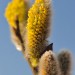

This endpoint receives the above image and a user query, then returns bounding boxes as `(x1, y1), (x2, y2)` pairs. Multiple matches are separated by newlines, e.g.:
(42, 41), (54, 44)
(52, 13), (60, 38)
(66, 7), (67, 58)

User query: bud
(38, 51), (61, 75)
(57, 50), (71, 75)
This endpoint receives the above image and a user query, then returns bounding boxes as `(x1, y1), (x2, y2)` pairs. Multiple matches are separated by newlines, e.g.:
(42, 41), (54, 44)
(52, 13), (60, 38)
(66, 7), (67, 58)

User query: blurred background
(0, 0), (75, 75)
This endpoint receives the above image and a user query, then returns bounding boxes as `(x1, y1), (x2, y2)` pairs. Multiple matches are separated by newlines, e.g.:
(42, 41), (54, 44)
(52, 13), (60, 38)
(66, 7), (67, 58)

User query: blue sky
(0, 0), (75, 75)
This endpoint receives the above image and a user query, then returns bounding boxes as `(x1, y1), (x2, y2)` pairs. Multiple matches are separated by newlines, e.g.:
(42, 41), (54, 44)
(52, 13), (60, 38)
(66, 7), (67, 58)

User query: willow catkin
(4, 0), (29, 51)
(38, 51), (61, 75)
(25, 0), (52, 67)
(57, 50), (71, 75)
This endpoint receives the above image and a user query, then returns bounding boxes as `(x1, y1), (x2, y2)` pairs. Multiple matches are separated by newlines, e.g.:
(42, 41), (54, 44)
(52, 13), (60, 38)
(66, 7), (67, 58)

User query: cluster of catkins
(5, 0), (72, 75)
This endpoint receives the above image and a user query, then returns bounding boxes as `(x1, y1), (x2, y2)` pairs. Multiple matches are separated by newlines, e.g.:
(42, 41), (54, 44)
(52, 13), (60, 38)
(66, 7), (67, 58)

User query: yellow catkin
(38, 51), (61, 75)
(25, 0), (52, 67)
(5, 0), (28, 28)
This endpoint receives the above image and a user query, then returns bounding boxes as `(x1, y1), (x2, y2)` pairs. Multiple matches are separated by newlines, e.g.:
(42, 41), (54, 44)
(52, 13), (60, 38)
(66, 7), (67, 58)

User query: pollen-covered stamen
(5, 0), (28, 28)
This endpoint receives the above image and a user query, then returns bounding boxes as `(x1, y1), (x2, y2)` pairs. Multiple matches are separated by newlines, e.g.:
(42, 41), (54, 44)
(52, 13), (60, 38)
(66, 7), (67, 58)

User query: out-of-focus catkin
(38, 51), (61, 75)
(57, 51), (71, 75)
(4, 0), (29, 51)
(25, 0), (52, 67)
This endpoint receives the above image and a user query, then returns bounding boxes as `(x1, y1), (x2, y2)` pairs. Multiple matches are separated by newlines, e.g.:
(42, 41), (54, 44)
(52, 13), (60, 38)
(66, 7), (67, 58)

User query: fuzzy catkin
(25, 0), (52, 67)
(57, 51), (71, 75)
(5, 0), (29, 51)
(38, 51), (61, 75)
